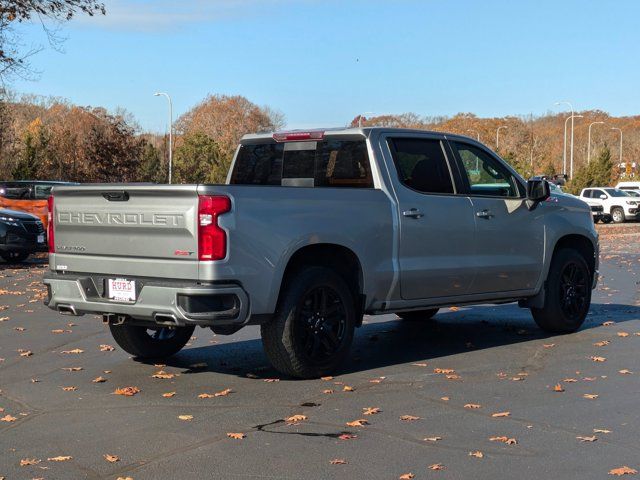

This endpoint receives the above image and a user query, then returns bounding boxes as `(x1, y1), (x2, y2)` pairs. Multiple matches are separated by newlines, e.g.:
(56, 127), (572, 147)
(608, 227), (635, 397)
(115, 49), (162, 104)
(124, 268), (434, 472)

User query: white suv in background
(616, 181), (640, 195)
(580, 187), (639, 223)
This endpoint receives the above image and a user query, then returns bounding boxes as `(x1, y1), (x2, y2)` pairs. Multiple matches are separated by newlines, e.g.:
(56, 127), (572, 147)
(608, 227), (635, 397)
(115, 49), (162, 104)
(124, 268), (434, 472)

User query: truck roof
(240, 127), (478, 143)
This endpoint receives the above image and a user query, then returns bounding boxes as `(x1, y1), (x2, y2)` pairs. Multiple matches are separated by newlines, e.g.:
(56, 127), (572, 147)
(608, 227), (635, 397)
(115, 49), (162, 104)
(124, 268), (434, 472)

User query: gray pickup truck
(44, 128), (599, 378)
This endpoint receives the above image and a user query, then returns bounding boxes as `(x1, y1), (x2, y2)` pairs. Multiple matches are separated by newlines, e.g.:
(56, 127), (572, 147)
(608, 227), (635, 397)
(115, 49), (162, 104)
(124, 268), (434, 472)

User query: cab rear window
(230, 139), (373, 188)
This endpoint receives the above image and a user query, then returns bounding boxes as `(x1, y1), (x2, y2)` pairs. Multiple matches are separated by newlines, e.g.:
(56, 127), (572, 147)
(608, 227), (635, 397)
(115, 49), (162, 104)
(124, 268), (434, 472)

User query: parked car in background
(580, 187), (638, 223)
(0, 181), (78, 229)
(0, 209), (46, 263)
(616, 181), (640, 194)
(44, 128), (599, 378)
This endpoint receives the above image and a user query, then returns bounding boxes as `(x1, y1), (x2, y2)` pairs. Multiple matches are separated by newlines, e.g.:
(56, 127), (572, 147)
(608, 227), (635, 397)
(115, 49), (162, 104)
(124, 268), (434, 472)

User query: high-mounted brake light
(47, 195), (55, 253)
(198, 195), (231, 261)
(272, 131), (325, 142)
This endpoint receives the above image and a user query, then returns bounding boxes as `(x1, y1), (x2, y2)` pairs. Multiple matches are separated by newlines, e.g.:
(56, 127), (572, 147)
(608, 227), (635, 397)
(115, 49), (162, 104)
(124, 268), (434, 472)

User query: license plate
(37, 234), (45, 244)
(107, 278), (136, 302)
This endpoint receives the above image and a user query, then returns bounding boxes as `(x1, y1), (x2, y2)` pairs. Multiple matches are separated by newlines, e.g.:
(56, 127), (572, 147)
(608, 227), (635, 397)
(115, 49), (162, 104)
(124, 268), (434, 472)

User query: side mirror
(600, 194), (607, 200)
(526, 178), (551, 202)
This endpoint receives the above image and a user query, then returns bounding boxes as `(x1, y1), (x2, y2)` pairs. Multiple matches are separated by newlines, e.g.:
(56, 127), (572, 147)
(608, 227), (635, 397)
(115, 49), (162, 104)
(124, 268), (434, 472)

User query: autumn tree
(177, 94), (284, 169)
(0, 1), (105, 81)
(173, 132), (224, 184)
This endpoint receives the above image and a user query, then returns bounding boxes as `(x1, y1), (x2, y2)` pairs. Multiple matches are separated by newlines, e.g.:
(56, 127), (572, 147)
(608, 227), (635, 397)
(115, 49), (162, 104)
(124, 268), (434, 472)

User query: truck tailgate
(51, 185), (200, 279)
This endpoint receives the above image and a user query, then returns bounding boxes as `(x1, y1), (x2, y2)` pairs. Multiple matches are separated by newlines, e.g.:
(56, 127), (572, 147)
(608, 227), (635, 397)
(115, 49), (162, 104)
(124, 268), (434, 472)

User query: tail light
(47, 195), (55, 253)
(198, 195), (231, 261)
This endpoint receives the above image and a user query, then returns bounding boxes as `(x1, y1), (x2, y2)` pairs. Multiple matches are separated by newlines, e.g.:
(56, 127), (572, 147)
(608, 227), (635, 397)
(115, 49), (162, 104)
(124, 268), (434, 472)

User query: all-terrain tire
(397, 308), (439, 321)
(261, 267), (357, 379)
(611, 207), (625, 223)
(531, 248), (591, 333)
(109, 323), (195, 359)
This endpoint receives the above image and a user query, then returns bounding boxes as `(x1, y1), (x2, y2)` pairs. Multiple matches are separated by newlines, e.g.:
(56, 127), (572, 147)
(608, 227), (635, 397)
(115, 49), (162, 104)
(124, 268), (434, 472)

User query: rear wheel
(108, 323), (195, 359)
(261, 267), (356, 378)
(0, 252), (30, 263)
(397, 308), (439, 321)
(531, 248), (591, 333)
(611, 207), (625, 223)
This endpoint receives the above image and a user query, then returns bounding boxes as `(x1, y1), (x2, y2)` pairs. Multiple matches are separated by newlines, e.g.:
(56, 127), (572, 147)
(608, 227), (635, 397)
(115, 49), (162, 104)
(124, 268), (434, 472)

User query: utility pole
(496, 125), (508, 149)
(556, 101), (575, 178)
(154, 92), (173, 184)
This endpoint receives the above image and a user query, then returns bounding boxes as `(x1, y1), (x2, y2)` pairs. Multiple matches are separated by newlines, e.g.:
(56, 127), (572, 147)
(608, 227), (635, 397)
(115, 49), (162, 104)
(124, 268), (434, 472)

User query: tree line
(0, 92), (637, 192)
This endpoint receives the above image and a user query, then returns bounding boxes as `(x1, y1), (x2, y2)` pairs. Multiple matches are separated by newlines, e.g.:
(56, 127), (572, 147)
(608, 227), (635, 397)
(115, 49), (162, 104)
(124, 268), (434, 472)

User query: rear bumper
(43, 272), (251, 328)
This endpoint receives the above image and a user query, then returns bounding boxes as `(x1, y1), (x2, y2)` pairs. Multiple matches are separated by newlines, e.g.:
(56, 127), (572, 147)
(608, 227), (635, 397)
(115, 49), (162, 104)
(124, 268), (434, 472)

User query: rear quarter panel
(198, 184), (395, 315)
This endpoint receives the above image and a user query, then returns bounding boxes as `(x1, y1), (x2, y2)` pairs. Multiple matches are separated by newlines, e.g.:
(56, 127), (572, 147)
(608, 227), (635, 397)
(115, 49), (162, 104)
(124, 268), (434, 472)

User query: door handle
(476, 209), (494, 219)
(403, 208), (424, 219)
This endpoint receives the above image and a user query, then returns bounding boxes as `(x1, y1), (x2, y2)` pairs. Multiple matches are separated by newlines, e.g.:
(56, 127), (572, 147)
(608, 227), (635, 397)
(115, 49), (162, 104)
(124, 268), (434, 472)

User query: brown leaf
(263, 378), (280, 383)
(19, 350), (32, 357)
(412, 363), (428, 367)
(330, 458), (347, 465)
(62, 386), (77, 391)
(577, 435), (597, 442)
(434, 368), (455, 374)
(609, 466), (638, 476)
(20, 458), (41, 466)
(619, 369), (633, 375)
(178, 414), (193, 421)
(594, 340), (610, 347)
(399, 474), (415, 480)
(198, 388), (233, 399)
(343, 385), (355, 392)
(1, 414), (17, 422)
(440, 397), (450, 401)
(151, 370), (175, 379)
(464, 403), (481, 409)
(552, 383), (565, 392)
(594, 428), (611, 434)
(543, 343), (556, 348)
(92, 376), (107, 383)
(602, 321), (615, 326)
(590, 356), (607, 362)
(339, 433), (357, 440)
(285, 414), (308, 424)
(62, 367), (83, 372)
(162, 392), (176, 398)
(469, 450), (484, 458)
(320, 376), (333, 381)
(322, 389), (334, 394)
(491, 411), (510, 418)
(617, 332), (630, 338)
(399, 415), (420, 421)
(583, 394), (599, 399)
(103, 454), (120, 463)
(113, 386), (140, 396)
(363, 407), (381, 415)
(99, 344), (116, 351)
(424, 436), (442, 442)
(489, 436), (517, 445)
(48, 456), (72, 462)
(428, 463), (445, 471)
(226, 432), (245, 439)
(61, 349), (84, 354)
(563, 378), (577, 383)
(346, 419), (369, 427)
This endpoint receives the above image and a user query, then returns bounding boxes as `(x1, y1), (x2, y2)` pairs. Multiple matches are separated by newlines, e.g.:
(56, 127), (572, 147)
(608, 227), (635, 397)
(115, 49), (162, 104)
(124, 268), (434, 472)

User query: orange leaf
(162, 391), (176, 398)
(577, 435), (597, 442)
(330, 458), (347, 465)
(583, 394), (599, 399)
(609, 466), (638, 476)
(20, 458), (41, 466)
(552, 383), (565, 392)
(489, 436), (517, 445)
(469, 450), (484, 458)
(92, 376), (107, 383)
(346, 419), (369, 427)
(48, 455), (72, 462)
(285, 414), (308, 424)
(62, 386), (77, 391)
(400, 415), (420, 421)
(343, 385), (355, 392)
(617, 332), (630, 338)
(1, 414), (17, 422)
(113, 386), (140, 396)
(428, 463), (445, 471)
(61, 349), (84, 354)
(590, 356), (607, 362)
(619, 369), (633, 375)
(363, 407), (381, 415)
(491, 411), (510, 418)
(178, 414), (193, 421)
(339, 433), (357, 440)
(464, 403), (481, 409)
(151, 370), (175, 379)
(104, 454), (120, 463)
(226, 432), (245, 439)
(424, 436), (442, 442)
(99, 344), (115, 351)
(399, 474), (415, 480)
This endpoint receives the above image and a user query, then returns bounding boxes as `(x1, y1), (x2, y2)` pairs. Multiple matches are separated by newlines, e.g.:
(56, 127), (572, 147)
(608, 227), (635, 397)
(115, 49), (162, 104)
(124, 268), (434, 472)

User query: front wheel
(397, 308), (439, 321)
(109, 323), (195, 359)
(531, 248), (591, 333)
(611, 207), (625, 223)
(261, 267), (357, 378)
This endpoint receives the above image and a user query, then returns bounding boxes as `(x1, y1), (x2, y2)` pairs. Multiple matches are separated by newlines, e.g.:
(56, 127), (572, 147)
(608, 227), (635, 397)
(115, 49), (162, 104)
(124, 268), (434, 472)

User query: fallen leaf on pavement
(584, 394), (599, 399)
(428, 463), (445, 471)
(20, 458), (41, 466)
(61, 349), (84, 354)
(226, 432), (245, 439)
(594, 341), (610, 347)
(48, 456), (72, 462)
(320, 376), (333, 381)
(363, 407), (381, 415)
(339, 434), (357, 440)
(178, 415), (193, 421)
(590, 356), (607, 362)
(1, 414), (17, 422)
(343, 385), (354, 392)
(434, 368), (455, 374)
(113, 386), (140, 396)
(492, 411), (510, 418)
(99, 344), (115, 351)
(330, 459), (347, 465)
(104, 454), (120, 463)
(62, 386), (77, 391)
(162, 392), (176, 398)
(602, 321), (615, 326)
(62, 367), (83, 372)
(151, 370), (175, 379)
(469, 451), (484, 458)
(489, 436), (517, 445)
(577, 436), (597, 442)
(412, 363), (428, 367)
(543, 343), (555, 348)
(400, 415), (420, 421)
(424, 436), (442, 442)
(464, 403), (481, 409)
(346, 419), (369, 427)
(18, 350), (32, 357)
(553, 383), (565, 392)
(619, 369), (633, 375)
(617, 332), (629, 338)
(609, 466), (637, 476)
(92, 376), (107, 383)
(322, 389), (334, 394)
(285, 414), (307, 424)
(563, 378), (577, 383)
(399, 474), (415, 480)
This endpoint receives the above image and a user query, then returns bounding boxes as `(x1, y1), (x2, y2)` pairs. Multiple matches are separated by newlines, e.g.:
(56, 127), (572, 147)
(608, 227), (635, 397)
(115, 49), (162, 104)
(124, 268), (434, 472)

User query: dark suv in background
(0, 209), (46, 263)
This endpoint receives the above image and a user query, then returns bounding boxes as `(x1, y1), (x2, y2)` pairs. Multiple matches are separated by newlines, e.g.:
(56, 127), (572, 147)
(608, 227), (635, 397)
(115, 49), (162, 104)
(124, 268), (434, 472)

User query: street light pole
(154, 92), (173, 184)
(467, 129), (480, 141)
(496, 126), (508, 149)
(611, 127), (623, 165)
(556, 101), (575, 178)
(562, 114), (582, 176)
(587, 121), (605, 164)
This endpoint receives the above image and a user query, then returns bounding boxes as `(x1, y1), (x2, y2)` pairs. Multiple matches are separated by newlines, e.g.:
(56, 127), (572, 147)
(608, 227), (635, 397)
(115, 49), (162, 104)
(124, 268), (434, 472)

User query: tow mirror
(526, 178), (551, 202)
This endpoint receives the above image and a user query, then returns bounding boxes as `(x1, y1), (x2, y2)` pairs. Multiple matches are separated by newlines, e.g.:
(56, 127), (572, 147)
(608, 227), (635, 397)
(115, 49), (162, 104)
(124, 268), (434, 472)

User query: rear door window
(388, 138), (455, 194)
(231, 139), (372, 188)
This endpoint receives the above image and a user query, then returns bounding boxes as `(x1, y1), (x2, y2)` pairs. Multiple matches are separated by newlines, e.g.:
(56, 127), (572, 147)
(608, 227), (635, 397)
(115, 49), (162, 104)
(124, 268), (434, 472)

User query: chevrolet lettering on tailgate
(57, 211), (185, 227)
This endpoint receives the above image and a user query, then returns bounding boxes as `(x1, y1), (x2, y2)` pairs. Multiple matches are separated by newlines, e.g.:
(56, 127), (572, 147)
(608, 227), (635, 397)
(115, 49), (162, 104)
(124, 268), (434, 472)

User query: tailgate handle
(102, 191), (129, 202)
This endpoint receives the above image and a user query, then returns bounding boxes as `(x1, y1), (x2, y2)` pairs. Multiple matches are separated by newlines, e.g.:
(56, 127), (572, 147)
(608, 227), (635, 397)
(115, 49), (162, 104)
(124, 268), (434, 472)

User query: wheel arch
(551, 234), (596, 279)
(276, 243), (365, 325)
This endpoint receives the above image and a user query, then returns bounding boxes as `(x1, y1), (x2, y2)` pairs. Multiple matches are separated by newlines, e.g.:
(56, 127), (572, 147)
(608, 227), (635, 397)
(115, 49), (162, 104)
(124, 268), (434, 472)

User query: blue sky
(9, 0), (640, 133)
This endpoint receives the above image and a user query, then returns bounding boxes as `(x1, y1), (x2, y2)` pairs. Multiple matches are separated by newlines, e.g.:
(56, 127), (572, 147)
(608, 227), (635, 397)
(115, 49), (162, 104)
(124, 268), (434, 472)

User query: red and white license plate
(107, 278), (136, 302)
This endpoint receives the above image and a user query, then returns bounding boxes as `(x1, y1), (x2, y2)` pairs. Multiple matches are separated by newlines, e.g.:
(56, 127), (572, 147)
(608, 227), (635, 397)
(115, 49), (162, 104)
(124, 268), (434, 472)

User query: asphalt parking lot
(1, 227), (639, 480)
